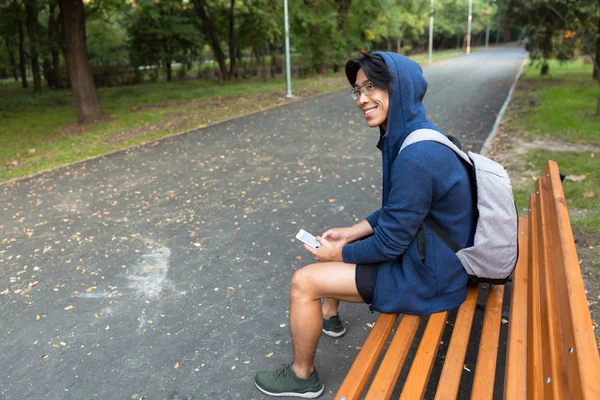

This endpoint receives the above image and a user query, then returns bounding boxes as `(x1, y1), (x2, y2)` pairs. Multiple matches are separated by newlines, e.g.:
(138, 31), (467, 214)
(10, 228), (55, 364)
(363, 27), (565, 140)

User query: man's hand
(321, 227), (354, 248)
(303, 236), (343, 263)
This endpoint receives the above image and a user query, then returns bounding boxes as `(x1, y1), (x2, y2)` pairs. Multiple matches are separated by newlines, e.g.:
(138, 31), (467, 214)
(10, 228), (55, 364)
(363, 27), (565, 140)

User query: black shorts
(355, 263), (380, 304)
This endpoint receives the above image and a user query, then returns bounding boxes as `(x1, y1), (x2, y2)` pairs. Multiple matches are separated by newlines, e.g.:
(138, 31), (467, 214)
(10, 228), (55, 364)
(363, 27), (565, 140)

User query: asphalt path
(0, 45), (527, 400)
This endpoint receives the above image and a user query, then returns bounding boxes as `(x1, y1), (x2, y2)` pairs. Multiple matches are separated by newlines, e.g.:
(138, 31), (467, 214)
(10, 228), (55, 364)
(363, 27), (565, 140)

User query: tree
(128, 0), (203, 82)
(192, 0), (233, 79)
(58, 0), (107, 123)
(505, 0), (597, 75)
(47, 0), (63, 88)
(25, 0), (41, 91)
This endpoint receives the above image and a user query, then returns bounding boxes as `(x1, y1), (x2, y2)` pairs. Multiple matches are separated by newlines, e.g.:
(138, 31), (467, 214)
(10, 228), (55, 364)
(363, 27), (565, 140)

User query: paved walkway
(0, 46), (527, 399)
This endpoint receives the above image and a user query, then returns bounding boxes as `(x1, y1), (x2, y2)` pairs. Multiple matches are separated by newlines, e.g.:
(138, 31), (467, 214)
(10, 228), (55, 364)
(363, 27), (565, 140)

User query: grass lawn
(0, 47), (484, 183)
(502, 58), (600, 233)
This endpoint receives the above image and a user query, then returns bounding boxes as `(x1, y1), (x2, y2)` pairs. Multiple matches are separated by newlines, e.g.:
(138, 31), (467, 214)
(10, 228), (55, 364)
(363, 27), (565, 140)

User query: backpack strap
(399, 129), (469, 255)
(399, 129), (472, 166)
(424, 215), (461, 253)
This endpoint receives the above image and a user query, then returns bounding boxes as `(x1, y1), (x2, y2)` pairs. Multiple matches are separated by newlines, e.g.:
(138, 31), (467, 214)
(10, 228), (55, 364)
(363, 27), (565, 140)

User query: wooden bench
(335, 161), (600, 399)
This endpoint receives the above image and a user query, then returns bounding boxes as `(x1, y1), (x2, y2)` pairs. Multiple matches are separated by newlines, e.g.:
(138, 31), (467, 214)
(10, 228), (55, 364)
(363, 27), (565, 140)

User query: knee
(290, 265), (317, 301)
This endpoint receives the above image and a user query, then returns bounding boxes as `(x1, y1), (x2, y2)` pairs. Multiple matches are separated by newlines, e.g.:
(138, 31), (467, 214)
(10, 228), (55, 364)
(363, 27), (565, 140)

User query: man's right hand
(322, 227), (354, 248)
(322, 220), (374, 249)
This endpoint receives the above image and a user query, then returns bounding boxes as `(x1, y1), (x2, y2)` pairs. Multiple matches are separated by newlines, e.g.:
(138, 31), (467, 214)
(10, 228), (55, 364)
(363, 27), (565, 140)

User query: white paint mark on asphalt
(127, 239), (171, 299)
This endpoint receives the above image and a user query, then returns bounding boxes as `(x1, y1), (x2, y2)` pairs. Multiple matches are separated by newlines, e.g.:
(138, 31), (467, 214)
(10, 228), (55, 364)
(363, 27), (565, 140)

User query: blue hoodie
(341, 52), (475, 315)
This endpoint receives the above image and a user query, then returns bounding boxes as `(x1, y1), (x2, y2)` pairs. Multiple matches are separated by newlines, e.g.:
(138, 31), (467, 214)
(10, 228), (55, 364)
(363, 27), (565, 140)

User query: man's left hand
(303, 236), (343, 263)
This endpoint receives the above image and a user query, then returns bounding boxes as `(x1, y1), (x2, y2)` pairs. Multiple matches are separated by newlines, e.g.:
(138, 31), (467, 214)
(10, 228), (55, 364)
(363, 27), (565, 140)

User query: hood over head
(372, 52), (441, 156)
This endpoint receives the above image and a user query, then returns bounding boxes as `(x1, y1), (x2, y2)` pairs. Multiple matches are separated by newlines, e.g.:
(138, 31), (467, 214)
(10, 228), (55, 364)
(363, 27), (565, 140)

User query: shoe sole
(322, 328), (346, 338)
(254, 381), (324, 398)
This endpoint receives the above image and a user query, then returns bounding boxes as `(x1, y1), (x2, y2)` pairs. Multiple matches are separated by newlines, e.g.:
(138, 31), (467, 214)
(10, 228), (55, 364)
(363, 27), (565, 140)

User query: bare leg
(289, 262), (363, 378)
(321, 298), (340, 319)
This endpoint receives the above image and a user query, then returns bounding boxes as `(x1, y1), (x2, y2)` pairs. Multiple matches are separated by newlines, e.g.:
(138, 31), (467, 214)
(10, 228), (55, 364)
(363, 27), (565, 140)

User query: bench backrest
(522, 160), (599, 399)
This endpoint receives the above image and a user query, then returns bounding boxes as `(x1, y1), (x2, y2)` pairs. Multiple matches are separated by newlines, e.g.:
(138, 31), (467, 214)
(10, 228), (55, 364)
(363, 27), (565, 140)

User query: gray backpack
(399, 129), (518, 284)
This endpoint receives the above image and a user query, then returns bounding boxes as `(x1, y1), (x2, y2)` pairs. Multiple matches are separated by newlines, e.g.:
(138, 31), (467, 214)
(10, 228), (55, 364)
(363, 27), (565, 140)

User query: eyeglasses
(350, 82), (375, 100)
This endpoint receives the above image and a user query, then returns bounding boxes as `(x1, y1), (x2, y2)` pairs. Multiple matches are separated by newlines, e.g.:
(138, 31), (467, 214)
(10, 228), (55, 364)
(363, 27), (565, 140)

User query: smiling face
(355, 68), (389, 130)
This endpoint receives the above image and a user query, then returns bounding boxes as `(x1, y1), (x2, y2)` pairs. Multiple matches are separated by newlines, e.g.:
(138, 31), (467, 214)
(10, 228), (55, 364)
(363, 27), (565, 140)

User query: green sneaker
(254, 363), (324, 398)
(322, 314), (346, 338)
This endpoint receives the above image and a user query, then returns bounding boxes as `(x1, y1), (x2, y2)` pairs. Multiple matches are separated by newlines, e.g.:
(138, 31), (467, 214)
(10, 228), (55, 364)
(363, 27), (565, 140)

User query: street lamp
(466, 0), (473, 54)
(428, 0), (434, 64)
(284, 0), (293, 99)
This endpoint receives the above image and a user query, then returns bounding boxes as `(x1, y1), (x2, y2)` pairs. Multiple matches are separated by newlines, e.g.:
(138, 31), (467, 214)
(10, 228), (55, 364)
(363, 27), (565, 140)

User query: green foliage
(128, 0), (203, 71)
(504, 0), (598, 74)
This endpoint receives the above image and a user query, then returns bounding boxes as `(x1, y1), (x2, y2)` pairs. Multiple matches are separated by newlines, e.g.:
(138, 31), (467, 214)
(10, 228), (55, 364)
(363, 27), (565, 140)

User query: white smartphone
(296, 229), (320, 249)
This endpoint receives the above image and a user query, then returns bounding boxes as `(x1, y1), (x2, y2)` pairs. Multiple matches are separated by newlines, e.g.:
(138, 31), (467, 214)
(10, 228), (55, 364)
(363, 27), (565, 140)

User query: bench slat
(399, 311), (448, 400)
(364, 315), (421, 400)
(545, 161), (600, 399)
(504, 217), (529, 399)
(334, 313), (398, 400)
(528, 193), (545, 400)
(470, 284), (505, 400)
(433, 285), (479, 400)
(537, 176), (572, 399)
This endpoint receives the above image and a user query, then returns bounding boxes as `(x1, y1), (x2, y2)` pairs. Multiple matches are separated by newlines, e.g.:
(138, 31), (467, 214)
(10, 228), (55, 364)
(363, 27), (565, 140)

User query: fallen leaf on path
(64, 305), (74, 311)
(566, 175), (586, 182)
(174, 362), (180, 369)
(36, 315), (40, 321)
(265, 353), (273, 358)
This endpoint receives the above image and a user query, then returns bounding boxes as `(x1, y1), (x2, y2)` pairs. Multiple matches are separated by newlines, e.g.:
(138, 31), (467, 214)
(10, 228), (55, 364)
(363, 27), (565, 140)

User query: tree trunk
(4, 38), (18, 81)
(58, 0), (107, 124)
(337, 0), (351, 36)
(269, 41), (278, 78)
(192, 0), (229, 80)
(387, 39), (392, 51)
(25, 0), (42, 92)
(593, 14), (599, 81)
(166, 61), (172, 82)
(18, 21), (28, 88)
(48, 1), (63, 89)
(228, 0), (236, 78)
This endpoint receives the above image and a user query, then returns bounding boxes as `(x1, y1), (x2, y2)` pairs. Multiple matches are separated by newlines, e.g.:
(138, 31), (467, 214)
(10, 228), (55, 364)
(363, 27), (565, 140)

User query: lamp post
(466, 0), (473, 54)
(428, 0), (434, 64)
(284, 0), (293, 99)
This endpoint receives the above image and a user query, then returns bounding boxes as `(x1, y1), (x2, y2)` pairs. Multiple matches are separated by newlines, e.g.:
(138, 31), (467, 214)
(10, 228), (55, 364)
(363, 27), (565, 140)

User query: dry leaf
(265, 352), (273, 358)
(105, 325), (110, 330)
(566, 175), (586, 183)
(583, 192), (595, 199)
(227, 287), (235, 291)
(36, 315), (40, 321)
(94, 314), (99, 319)
(64, 305), (74, 311)
(174, 362), (180, 369)
(328, 199), (336, 203)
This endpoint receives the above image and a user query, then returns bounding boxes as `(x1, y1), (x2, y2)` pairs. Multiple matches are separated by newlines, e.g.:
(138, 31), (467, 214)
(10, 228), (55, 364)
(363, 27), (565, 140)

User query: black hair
(345, 53), (392, 91)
